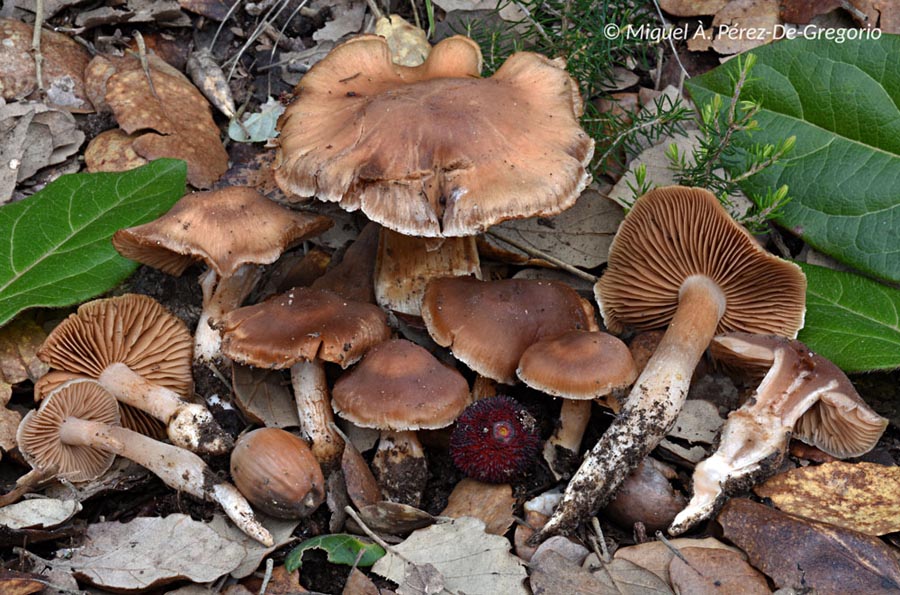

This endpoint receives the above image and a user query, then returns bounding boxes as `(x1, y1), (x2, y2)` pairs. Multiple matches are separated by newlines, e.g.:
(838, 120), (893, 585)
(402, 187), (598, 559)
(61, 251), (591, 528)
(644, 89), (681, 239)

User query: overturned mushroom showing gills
(538, 186), (807, 539)
(274, 35), (594, 238)
(113, 186), (332, 362)
(36, 294), (232, 455)
(17, 379), (273, 546)
(669, 332), (888, 534)
(218, 287), (391, 465)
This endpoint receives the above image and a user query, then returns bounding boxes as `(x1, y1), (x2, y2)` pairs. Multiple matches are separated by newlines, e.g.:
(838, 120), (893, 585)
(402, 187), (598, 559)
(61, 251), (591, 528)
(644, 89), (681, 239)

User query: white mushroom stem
(98, 362), (233, 455)
(538, 275), (726, 539)
(58, 416), (273, 546)
(195, 265), (263, 363)
(372, 430), (427, 505)
(543, 399), (591, 480)
(668, 347), (836, 535)
(290, 360), (344, 465)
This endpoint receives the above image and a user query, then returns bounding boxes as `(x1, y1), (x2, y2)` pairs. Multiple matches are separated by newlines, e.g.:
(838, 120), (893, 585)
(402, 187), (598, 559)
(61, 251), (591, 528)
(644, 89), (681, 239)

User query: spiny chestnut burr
(450, 395), (540, 484)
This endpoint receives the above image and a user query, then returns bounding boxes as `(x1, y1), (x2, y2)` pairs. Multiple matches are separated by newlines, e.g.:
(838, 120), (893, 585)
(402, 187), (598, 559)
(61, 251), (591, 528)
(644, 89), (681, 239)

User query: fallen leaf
(711, 0), (781, 55)
(356, 502), (435, 535)
(0, 498), (81, 530)
(0, 316), (48, 384)
(228, 96), (284, 142)
(240, 564), (307, 593)
(668, 547), (770, 594)
(342, 434), (382, 509)
(376, 15), (431, 67)
(177, 0), (231, 20)
(659, 398), (724, 463)
(754, 461), (900, 535)
(614, 537), (746, 585)
(49, 514), (245, 591)
(531, 550), (673, 595)
(779, 0), (842, 23)
(231, 364), (300, 428)
(440, 478), (515, 536)
(83, 129), (149, 174)
(372, 517), (529, 595)
(718, 498), (900, 593)
(75, 0), (188, 28)
(531, 535), (589, 565)
(285, 534), (385, 572)
(659, 0), (729, 16)
(206, 514), (300, 579)
(343, 568), (381, 595)
(0, 570), (44, 595)
(313, 0), (366, 42)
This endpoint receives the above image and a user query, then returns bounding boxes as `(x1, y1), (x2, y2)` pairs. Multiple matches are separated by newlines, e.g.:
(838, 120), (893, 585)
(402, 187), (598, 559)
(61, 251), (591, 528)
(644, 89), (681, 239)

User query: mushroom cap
(274, 34), (594, 238)
(711, 332), (888, 458)
(332, 339), (471, 431)
(596, 186), (806, 337)
(218, 287), (391, 369)
(36, 294), (192, 437)
(112, 186), (333, 277)
(17, 379), (119, 483)
(516, 330), (637, 400)
(421, 276), (598, 384)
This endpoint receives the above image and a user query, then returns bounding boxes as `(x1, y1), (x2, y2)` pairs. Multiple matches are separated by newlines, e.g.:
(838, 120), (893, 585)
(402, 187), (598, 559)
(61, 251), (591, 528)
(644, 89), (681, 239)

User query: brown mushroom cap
(17, 380), (119, 483)
(218, 287), (391, 369)
(112, 186), (333, 277)
(711, 332), (888, 458)
(422, 276), (598, 384)
(274, 35), (594, 238)
(517, 330), (637, 400)
(596, 186), (806, 337)
(332, 339), (471, 430)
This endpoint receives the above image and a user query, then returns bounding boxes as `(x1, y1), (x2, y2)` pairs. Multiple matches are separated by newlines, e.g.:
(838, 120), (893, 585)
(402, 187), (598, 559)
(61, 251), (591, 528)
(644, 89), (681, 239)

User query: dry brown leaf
(779, 0), (842, 23)
(614, 537), (745, 585)
(356, 501), (435, 535)
(668, 547), (770, 594)
(311, 221), (379, 304)
(177, 0), (232, 20)
(0, 498), (81, 530)
(712, 0), (781, 55)
(659, 398), (723, 463)
(231, 364), (300, 428)
(754, 461), (900, 535)
(84, 128), (149, 174)
(75, 0), (188, 28)
(0, 570), (44, 595)
(531, 550), (673, 595)
(240, 565), (307, 593)
(375, 15), (431, 67)
(342, 431), (382, 509)
(313, 0), (366, 42)
(659, 0), (729, 16)
(344, 568), (381, 595)
(206, 514), (300, 579)
(718, 498), (900, 593)
(0, 316), (47, 383)
(441, 479), (515, 536)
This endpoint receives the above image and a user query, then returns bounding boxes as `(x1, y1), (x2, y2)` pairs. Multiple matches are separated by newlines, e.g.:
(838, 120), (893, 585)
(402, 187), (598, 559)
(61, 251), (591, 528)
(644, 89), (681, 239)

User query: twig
(655, 530), (690, 565)
(132, 31), (160, 101)
(649, 0), (689, 80)
(409, 0), (421, 29)
(365, 0), (383, 20)
(226, 0), (292, 82)
(486, 229), (598, 284)
(31, 0), (45, 94)
(207, 361), (233, 391)
(590, 518), (611, 562)
(344, 505), (397, 552)
(210, 0), (244, 51)
(258, 557), (274, 595)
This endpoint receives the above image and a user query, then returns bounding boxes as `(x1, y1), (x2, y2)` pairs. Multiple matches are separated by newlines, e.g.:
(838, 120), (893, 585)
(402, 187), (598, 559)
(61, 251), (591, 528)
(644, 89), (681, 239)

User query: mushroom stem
(98, 362), (233, 455)
(538, 274), (726, 539)
(543, 399), (591, 480)
(58, 416), (273, 546)
(290, 360), (344, 466)
(372, 430), (427, 506)
(196, 265), (263, 363)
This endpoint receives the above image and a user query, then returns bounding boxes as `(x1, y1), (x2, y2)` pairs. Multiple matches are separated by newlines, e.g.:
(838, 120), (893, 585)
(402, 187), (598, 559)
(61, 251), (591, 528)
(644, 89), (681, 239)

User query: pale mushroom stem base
(543, 399), (591, 480)
(58, 416), (274, 546)
(290, 360), (344, 466)
(372, 430), (427, 507)
(536, 275), (726, 540)
(195, 265), (263, 363)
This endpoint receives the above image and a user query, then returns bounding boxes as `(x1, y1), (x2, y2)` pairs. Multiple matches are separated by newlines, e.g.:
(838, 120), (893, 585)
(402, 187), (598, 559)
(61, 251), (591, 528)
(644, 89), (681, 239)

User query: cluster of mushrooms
(5, 31), (889, 549)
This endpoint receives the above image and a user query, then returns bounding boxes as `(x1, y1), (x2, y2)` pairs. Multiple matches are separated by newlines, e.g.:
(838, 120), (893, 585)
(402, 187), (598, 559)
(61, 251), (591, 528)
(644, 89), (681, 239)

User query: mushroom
(668, 332), (888, 534)
(332, 339), (471, 505)
(36, 294), (232, 455)
(516, 330), (637, 479)
(538, 186), (807, 539)
(217, 287), (391, 465)
(421, 276), (598, 385)
(230, 428), (325, 519)
(112, 186), (332, 362)
(17, 379), (273, 546)
(274, 34), (594, 238)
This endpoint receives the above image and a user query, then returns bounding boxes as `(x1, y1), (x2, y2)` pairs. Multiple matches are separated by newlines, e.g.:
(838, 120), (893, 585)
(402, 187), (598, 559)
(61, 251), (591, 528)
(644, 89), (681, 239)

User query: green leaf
(284, 534), (385, 572)
(797, 262), (900, 373)
(687, 36), (900, 282)
(0, 159), (187, 327)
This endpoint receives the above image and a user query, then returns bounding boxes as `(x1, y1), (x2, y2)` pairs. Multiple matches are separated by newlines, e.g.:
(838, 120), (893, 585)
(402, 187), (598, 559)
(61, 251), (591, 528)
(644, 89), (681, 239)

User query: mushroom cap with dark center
(421, 276), (598, 384)
(17, 380), (119, 483)
(596, 186), (806, 337)
(332, 339), (471, 431)
(217, 287), (391, 369)
(112, 186), (333, 277)
(516, 330), (637, 399)
(711, 332), (888, 458)
(274, 34), (594, 238)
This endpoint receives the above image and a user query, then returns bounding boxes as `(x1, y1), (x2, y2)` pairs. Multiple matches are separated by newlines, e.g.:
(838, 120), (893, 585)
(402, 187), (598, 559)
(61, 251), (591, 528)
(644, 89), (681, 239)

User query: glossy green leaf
(798, 262), (900, 373)
(0, 159), (187, 327)
(688, 36), (900, 282)
(284, 533), (385, 572)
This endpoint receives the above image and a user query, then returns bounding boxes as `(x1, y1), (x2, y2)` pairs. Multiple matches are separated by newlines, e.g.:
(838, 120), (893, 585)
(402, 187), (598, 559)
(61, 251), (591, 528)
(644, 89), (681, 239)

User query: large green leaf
(798, 262), (900, 373)
(284, 534), (385, 572)
(0, 159), (187, 327)
(687, 36), (900, 282)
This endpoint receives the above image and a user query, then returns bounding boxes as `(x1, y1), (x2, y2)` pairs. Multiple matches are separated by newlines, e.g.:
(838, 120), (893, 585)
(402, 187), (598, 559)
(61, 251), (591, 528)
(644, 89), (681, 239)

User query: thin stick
(408, 0), (421, 29)
(258, 557), (274, 595)
(132, 31), (160, 101)
(365, 0), (383, 20)
(486, 230), (598, 284)
(650, 0), (689, 80)
(344, 505), (395, 552)
(31, 0), (45, 93)
(591, 517), (611, 562)
(210, 0), (244, 51)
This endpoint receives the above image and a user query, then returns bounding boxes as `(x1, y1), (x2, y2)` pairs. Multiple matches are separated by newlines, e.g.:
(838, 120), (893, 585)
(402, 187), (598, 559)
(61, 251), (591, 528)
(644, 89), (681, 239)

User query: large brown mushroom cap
(112, 186), (333, 277)
(218, 287), (391, 369)
(17, 380), (119, 483)
(332, 339), (471, 430)
(596, 186), (806, 337)
(274, 35), (594, 237)
(422, 276), (598, 384)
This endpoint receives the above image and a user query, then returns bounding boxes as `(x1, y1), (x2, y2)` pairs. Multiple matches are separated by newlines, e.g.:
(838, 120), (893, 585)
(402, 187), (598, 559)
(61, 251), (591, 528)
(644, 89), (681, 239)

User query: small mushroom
(230, 428), (325, 519)
(36, 294), (232, 455)
(668, 332), (888, 534)
(516, 330), (637, 479)
(112, 186), (332, 362)
(539, 186), (807, 540)
(17, 379), (273, 546)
